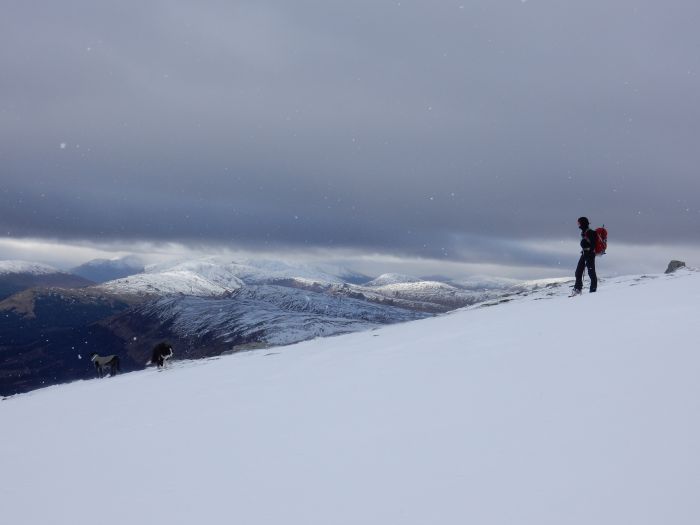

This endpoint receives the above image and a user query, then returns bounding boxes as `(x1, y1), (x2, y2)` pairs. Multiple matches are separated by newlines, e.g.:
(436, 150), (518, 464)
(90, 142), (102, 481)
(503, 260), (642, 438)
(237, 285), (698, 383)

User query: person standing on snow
(572, 216), (598, 295)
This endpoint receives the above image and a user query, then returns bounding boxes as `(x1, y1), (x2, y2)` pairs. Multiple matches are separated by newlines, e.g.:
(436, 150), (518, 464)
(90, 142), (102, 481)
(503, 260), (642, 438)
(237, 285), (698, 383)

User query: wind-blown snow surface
(3, 270), (700, 525)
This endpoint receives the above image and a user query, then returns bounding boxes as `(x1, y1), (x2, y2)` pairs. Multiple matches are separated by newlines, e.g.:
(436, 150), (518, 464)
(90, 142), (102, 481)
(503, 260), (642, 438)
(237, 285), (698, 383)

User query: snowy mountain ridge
(0, 260), (63, 276)
(97, 270), (237, 297)
(70, 255), (145, 283)
(365, 273), (423, 286)
(135, 285), (426, 348)
(96, 258), (509, 313)
(144, 258), (365, 286)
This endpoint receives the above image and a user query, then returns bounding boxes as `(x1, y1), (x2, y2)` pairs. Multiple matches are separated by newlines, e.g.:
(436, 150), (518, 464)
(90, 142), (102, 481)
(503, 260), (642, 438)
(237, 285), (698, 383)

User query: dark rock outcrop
(665, 260), (686, 274)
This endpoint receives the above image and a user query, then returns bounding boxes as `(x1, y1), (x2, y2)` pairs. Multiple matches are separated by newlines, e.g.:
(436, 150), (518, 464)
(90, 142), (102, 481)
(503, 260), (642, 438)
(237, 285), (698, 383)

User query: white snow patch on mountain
(4, 269), (699, 524)
(365, 272), (422, 286)
(147, 258), (361, 286)
(360, 279), (491, 310)
(138, 285), (426, 347)
(98, 270), (235, 297)
(451, 274), (523, 290)
(0, 260), (62, 276)
(146, 260), (244, 289)
(370, 279), (459, 294)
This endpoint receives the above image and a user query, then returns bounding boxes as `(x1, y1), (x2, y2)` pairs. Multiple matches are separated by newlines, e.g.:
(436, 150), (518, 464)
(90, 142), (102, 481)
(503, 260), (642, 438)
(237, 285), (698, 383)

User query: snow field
(2, 271), (699, 524)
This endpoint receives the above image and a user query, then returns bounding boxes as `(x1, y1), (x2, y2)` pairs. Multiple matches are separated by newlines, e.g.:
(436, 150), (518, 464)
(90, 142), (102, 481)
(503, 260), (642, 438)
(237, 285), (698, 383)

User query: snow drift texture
(2, 270), (699, 525)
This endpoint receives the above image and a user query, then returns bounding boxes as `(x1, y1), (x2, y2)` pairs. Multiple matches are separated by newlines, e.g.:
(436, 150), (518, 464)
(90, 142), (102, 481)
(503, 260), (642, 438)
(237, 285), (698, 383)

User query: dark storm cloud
(2, 0), (700, 266)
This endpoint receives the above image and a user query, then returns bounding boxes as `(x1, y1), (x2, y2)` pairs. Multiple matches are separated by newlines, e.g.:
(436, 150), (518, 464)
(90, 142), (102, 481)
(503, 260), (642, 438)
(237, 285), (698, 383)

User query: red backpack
(594, 226), (608, 256)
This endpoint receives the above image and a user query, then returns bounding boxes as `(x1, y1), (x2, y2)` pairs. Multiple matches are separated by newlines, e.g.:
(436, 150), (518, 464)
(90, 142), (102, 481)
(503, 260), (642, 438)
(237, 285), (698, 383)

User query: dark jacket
(580, 228), (597, 255)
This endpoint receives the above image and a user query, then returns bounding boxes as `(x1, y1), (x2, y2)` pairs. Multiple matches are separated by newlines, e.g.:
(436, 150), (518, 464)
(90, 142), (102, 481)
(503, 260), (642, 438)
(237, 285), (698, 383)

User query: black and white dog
(149, 342), (174, 369)
(90, 353), (120, 378)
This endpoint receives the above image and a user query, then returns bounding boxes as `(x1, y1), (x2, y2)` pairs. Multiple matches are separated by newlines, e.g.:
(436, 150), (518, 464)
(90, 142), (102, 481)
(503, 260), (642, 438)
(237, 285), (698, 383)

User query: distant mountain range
(0, 257), (535, 396)
(0, 260), (94, 301)
(70, 255), (145, 283)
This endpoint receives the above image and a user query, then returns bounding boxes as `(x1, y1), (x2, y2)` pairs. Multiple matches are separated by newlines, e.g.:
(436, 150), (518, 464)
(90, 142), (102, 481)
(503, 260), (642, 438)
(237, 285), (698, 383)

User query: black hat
(577, 216), (590, 227)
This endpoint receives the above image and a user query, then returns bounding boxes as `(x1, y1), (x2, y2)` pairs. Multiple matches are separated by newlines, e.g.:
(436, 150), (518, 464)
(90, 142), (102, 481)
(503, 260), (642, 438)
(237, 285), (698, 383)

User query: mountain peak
(71, 255), (145, 284)
(0, 260), (62, 276)
(365, 273), (422, 287)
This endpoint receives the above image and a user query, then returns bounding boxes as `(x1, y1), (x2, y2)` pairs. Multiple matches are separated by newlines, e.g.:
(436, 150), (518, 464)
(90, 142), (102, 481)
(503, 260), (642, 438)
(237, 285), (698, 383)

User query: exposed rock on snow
(665, 260), (686, 274)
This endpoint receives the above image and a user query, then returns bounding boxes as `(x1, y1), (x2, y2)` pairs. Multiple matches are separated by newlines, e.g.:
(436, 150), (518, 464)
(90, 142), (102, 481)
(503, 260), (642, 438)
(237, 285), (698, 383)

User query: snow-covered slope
(366, 279), (482, 302)
(99, 258), (357, 297)
(132, 285), (426, 347)
(231, 258), (368, 284)
(144, 259), (244, 286)
(349, 279), (494, 312)
(3, 269), (699, 524)
(364, 272), (422, 286)
(145, 258), (361, 286)
(0, 260), (61, 275)
(97, 260), (246, 297)
(450, 274), (522, 290)
(97, 270), (236, 297)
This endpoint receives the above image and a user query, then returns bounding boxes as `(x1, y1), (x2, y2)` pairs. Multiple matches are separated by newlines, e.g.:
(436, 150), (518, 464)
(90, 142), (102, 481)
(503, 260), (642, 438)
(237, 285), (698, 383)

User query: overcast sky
(2, 1), (700, 277)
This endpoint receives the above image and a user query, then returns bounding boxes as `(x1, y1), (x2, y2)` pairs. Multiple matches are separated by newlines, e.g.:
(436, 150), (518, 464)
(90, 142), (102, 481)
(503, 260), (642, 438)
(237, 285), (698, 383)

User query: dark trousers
(575, 253), (597, 292)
